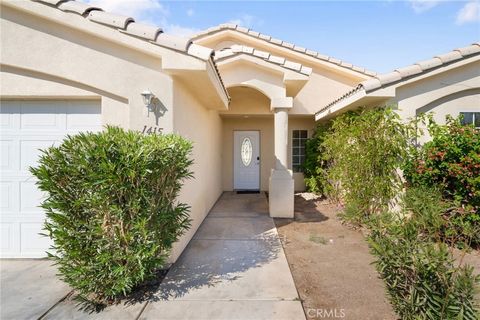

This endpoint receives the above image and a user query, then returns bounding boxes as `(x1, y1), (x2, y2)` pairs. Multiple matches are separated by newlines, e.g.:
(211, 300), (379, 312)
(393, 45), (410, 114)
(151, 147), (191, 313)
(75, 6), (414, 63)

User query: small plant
(309, 234), (328, 245)
(30, 126), (193, 303)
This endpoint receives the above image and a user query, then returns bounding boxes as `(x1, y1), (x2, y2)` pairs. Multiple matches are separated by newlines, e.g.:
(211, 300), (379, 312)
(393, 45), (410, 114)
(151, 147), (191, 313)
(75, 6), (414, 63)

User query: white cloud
(164, 25), (200, 38)
(83, 0), (168, 18)
(228, 14), (264, 28)
(456, 1), (480, 24)
(81, 0), (200, 38)
(409, 0), (440, 13)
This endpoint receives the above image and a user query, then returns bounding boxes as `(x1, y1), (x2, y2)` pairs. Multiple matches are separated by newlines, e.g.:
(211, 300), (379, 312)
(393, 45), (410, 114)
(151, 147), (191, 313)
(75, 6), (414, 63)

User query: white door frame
(233, 130), (260, 190)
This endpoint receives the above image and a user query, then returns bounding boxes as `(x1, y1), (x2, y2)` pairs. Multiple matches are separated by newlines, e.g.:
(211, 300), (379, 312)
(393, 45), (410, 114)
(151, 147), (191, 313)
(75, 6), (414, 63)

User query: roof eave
(314, 87), (395, 121)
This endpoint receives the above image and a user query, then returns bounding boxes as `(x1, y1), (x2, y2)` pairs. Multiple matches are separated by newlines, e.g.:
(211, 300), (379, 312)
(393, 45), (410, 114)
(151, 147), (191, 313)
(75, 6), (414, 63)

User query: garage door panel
(1, 182), (16, 213)
(20, 180), (46, 213)
(0, 139), (18, 171)
(20, 139), (58, 171)
(20, 223), (52, 254)
(0, 223), (19, 254)
(0, 101), (20, 130)
(20, 101), (66, 131)
(0, 100), (101, 258)
(67, 101), (103, 131)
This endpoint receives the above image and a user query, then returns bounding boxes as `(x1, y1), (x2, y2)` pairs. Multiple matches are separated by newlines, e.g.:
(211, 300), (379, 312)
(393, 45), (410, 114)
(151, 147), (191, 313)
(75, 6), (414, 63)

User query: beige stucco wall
(395, 60), (480, 121)
(169, 80), (223, 262)
(1, 4), (174, 132)
(393, 60), (480, 142)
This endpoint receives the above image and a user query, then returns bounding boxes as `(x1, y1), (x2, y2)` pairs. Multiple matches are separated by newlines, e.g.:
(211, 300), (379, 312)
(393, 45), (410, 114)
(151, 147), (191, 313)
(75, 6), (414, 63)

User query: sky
(82, 0), (480, 73)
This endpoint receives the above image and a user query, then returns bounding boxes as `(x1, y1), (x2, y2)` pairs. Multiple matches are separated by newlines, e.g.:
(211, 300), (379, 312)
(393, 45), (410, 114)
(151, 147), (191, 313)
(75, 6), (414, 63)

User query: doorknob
(257, 156), (260, 160)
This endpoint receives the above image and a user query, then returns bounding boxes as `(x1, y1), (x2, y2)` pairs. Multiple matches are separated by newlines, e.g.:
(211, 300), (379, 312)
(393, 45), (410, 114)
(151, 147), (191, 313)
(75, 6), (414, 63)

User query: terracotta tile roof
(192, 23), (377, 77)
(315, 43), (480, 118)
(214, 45), (313, 76)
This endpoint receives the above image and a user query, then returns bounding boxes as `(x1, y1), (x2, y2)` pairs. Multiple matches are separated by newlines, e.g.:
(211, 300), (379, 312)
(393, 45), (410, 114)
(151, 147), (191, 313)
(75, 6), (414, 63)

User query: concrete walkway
(1, 192), (305, 320)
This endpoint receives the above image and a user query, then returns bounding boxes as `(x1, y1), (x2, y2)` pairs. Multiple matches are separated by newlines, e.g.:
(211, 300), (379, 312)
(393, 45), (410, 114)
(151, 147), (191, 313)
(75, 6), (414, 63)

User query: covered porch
(215, 46), (315, 218)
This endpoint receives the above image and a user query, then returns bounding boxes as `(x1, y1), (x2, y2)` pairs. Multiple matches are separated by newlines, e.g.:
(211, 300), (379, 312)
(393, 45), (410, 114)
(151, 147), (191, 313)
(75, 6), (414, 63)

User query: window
(241, 137), (252, 166)
(460, 112), (480, 128)
(292, 130), (308, 173)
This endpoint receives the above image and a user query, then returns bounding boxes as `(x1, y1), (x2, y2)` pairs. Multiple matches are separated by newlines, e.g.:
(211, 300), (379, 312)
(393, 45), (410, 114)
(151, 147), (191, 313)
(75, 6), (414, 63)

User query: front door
(234, 130), (260, 190)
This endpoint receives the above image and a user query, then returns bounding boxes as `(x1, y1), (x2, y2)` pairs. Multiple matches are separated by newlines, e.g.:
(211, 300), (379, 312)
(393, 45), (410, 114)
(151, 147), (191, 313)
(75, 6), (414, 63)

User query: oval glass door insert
(241, 137), (253, 166)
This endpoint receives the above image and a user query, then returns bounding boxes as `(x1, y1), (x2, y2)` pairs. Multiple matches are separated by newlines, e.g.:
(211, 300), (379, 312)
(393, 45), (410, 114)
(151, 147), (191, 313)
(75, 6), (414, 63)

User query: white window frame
(459, 111), (480, 129)
(291, 129), (308, 173)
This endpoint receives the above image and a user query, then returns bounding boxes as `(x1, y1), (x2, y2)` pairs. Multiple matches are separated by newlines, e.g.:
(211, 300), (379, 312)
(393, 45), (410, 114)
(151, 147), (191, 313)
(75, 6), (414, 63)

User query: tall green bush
(30, 126), (193, 303)
(303, 123), (330, 195)
(322, 107), (417, 217)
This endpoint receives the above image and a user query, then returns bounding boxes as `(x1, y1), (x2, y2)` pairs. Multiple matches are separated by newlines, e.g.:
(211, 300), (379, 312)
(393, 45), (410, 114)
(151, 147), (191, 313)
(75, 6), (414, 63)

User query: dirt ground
(274, 194), (396, 320)
(275, 193), (480, 320)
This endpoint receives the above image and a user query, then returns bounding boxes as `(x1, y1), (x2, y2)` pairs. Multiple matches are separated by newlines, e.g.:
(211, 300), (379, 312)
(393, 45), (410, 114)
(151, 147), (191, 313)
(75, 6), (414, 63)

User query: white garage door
(1, 100), (102, 258)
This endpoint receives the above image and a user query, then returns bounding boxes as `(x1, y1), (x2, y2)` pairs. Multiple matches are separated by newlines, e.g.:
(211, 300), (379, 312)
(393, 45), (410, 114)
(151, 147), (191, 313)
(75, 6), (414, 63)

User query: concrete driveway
(0, 192), (305, 320)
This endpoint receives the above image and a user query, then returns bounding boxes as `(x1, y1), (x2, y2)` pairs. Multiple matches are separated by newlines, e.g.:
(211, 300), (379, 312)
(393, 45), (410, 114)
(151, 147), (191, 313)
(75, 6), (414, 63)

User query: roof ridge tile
(87, 10), (133, 30)
(57, 1), (101, 15)
(192, 24), (377, 76)
(214, 44), (312, 76)
(123, 22), (162, 41)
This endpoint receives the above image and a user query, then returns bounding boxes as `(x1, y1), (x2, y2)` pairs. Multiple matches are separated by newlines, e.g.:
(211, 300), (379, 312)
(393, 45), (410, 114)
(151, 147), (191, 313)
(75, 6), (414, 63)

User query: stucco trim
(1, 63), (129, 103)
(315, 44), (480, 120)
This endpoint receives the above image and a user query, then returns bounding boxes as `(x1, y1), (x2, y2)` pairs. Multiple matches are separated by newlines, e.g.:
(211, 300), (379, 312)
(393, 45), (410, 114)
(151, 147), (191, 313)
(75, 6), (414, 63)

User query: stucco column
(274, 108), (289, 170)
(269, 97), (294, 218)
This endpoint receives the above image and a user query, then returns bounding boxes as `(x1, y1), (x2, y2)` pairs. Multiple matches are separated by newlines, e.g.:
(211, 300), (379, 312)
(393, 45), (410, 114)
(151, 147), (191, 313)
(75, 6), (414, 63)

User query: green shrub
(404, 116), (480, 246)
(368, 211), (479, 319)
(30, 126), (193, 303)
(403, 186), (480, 248)
(303, 123), (330, 195)
(322, 107), (417, 218)
(404, 115), (480, 208)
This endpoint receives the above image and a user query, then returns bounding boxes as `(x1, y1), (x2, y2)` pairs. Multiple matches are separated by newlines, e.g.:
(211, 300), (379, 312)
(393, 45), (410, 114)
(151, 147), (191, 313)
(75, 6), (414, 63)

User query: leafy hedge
(31, 126), (193, 303)
(404, 116), (480, 246)
(368, 189), (479, 319)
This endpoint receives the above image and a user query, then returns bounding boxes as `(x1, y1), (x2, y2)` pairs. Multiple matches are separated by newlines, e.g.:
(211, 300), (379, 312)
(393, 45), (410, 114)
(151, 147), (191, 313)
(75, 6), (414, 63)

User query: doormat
(236, 190), (260, 194)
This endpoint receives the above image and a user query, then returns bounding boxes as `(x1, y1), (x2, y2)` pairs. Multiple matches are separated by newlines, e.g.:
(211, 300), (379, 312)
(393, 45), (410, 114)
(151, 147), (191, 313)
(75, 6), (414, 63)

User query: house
(0, 0), (478, 261)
